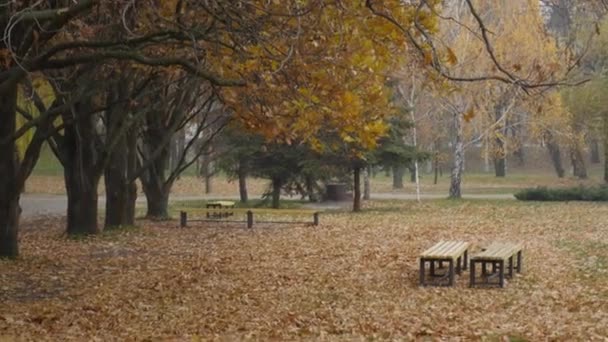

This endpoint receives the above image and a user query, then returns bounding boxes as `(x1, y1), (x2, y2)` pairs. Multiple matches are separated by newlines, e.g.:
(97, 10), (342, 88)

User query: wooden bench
(206, 201), (235, 218)
(469, 242), (523, 288)
(419, 241), (470, 286)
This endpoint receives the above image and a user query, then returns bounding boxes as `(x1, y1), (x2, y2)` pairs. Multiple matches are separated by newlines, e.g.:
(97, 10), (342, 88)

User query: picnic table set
(419, 240), (523, 288)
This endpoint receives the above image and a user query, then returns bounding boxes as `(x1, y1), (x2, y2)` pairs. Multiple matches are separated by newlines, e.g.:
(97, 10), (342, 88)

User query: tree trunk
(0, 84), (20, 258)
(408, 164), (417, 182)
(140, 112), (173, 219)
(353, 167), (361, 212)
(392, 165), (404, 189)
(238, 165), (248, 203)
(103, 88), (137, 228)
(305, 175), (317, 202)
(494, 100), (508, 177)
(590, 138), (600, 164)
(363, 166), (371, 200)
(0, 194), (20, 259)
(570, 119), (587, 179)
(104, 154), (137, 227)
(202, 152), (212, 194)
(483, 138), (491, 173)
(143, 180), (170, 219)
(570, 145), (588, 179)
(433, 152), (439, 184)
(271, 178), (281, 209)
(545, 132), (565, 178)
(511, 124), (525, 167)
(449, 110), (464, 199)
(494, 158), (506, 177)
(65, 162), (100, 235)
(62, 101), (101, 235)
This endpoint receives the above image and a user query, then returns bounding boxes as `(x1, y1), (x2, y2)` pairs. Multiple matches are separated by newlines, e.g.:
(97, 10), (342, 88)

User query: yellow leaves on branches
(220, 1), (420, 154)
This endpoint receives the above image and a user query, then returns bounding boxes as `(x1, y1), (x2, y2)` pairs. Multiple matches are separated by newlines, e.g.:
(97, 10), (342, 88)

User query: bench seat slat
(472, 242), (522, 261)
(421, 240), (470, 260)
(421, 240), (447, 256)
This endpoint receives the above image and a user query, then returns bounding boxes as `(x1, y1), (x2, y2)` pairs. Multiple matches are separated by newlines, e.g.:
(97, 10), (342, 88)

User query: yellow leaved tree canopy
(213, 1), (438, 155)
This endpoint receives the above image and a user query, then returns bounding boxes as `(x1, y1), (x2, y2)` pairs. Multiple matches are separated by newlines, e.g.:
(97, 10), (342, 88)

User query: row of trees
(1, 1), (432, 258)
(1, 0), (598, 259)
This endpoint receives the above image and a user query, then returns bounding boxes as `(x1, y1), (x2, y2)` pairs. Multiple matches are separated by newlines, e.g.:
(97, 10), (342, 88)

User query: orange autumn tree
(218, 2), (437, 211)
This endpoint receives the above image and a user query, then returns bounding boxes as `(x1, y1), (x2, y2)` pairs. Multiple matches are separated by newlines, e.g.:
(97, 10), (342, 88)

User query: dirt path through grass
(20, 193), (514, 219)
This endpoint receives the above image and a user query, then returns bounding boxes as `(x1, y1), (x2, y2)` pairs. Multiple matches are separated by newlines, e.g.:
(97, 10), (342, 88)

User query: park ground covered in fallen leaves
(2, 200), (608, 340)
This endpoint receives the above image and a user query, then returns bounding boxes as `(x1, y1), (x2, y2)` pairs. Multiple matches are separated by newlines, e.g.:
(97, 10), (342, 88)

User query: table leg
(516, 251), (523, 273)
(470, 260), (476, 287)
(448, 259), (455, 286)
(499, 260), (505, 288)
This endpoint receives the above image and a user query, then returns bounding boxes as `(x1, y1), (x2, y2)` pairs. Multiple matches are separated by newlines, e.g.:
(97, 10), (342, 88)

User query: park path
(20, 192), (514, 219)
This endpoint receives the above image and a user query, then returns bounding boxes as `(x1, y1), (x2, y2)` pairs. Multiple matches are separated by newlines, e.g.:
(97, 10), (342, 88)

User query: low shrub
(515, 185), (608, 201)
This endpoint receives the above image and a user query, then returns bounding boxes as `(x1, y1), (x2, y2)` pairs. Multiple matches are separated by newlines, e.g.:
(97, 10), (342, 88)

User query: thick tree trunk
(570, 119), (587, 179)
(570, 145), (588, 179)
(545, 132), (565, 178)
(104, 163), (137, 227)
(103, 90), (137, 228)
(494, 158), (506, 177)
(0, 84), (20, 258)
(140, 112), (173, 219)
(144, 184), (170, 219)
(353, 167), (361, 212)
(61, 100), (101, 235)
(271, 178), (281, 209)
(392, 165), (404, 189)
(449, 111), (464, 199)
(590, 138), (600, 164)
(238, 166), (248, 203)
(65, 162), (100, 235)
(0, 194), (20, 259)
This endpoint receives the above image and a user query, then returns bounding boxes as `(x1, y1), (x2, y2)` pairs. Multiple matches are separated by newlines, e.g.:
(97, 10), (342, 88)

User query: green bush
(515, 185), (608, 201)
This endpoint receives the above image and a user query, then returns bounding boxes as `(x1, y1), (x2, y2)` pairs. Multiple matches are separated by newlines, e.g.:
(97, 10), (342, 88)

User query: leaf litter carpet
(1, 200), (608, 340)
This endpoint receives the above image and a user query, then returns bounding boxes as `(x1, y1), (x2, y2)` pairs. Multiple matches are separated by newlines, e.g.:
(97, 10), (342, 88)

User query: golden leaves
(446, 47), (458, 66)
(219, 2), (405, 156)
(463, 107), (475, 123)
(3, 201), (608, 340)
(423, 51), (433, 66)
